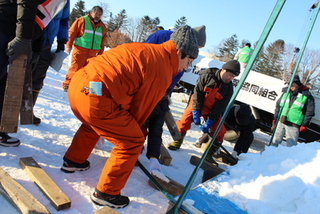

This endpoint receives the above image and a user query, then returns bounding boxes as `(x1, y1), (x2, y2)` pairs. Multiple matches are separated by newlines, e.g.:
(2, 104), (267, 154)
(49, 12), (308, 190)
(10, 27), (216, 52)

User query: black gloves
(56, 40), (65, 53)
(6, 37), (32, 63)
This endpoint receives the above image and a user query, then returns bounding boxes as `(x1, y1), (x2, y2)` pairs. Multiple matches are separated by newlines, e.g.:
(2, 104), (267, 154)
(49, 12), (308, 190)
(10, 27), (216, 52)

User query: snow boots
(0, 132), (20, 147)
(202, 140), (222, 166)
(60, 156), (90, 173)
(32, 91), (41, 125)
(167, 132), (186, 150)
(91, 188), (130, 208)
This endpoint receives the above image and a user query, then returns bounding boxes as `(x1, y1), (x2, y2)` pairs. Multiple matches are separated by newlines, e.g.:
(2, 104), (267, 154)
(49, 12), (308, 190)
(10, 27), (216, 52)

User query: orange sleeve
(98, 24), (108, 55)
(66, 17), (85, 49)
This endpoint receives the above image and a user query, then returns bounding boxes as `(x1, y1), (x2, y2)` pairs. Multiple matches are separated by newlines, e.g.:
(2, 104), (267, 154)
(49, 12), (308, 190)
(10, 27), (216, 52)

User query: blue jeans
(272, 122), (299, 147)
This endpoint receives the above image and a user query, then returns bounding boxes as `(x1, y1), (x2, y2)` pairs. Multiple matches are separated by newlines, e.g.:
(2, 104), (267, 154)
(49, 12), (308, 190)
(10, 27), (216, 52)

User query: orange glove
(299, 126), (307, 132)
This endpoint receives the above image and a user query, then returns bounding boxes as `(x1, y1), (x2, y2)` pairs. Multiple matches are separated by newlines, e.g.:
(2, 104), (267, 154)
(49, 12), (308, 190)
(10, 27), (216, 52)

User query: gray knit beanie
(193, 25), (206, 47)
(170, 25), (199, 59)
(222, 60), (241, 76)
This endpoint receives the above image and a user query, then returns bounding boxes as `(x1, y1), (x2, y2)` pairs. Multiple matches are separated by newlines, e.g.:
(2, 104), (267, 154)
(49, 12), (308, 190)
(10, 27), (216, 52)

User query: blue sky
(70, 0), (320, 53)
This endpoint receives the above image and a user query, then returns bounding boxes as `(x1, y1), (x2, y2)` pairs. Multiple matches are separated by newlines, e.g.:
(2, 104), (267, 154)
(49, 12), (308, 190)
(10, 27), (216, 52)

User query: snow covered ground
(0, 55), (319, 214)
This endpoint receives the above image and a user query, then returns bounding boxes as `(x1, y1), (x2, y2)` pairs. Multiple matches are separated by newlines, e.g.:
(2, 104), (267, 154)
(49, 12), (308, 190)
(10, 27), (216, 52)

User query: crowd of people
(0, 1), (315, 210)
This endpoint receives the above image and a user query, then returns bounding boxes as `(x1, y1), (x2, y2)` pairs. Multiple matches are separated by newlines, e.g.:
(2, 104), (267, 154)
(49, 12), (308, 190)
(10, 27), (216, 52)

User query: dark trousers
(32, 44), (52, 91)
(0, 31), (12, 121)
(145, 97), (170, 159)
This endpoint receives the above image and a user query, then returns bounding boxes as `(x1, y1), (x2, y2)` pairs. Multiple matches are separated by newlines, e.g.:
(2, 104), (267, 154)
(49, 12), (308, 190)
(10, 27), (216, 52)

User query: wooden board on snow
(189, 155), (225, 176)
(0, 168), (49, 214)
(148, 174), (184, 197)
(95, 206), (119, 214)
(19, 157), (71, 211)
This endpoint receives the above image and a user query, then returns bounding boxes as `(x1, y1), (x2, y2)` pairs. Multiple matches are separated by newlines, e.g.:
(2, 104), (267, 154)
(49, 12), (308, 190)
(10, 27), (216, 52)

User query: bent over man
(60, 25), (199, 208)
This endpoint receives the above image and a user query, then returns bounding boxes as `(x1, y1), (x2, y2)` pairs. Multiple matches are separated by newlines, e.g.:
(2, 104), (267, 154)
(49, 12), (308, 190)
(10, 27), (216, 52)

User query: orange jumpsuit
(64, 40), (179, 195)
(63, 14), (107, 87)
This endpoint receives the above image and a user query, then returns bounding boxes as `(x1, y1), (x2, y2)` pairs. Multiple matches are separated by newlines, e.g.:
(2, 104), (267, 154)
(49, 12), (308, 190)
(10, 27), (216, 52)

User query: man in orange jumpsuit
(60, 25), (199, 208)
(63, 6), (107, 91)
(167, 60), (240, 165)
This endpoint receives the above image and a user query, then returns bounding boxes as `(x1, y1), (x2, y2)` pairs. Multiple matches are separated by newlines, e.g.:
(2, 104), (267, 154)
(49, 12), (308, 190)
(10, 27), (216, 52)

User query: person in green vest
(272, 75), (315, 147)
(234, 43), (253, 70)
(63, 6), (108, 91)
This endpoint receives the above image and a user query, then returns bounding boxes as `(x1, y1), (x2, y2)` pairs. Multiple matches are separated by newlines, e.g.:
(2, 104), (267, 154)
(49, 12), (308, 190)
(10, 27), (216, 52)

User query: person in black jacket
(167, 60), (240, 164)
(272, 75), (315, 147)
(0, 0), (44, 146)
(195, 104), (255, 160)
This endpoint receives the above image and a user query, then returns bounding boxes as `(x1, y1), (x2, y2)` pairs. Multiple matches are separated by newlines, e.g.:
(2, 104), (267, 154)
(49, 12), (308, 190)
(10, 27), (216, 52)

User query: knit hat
(222, 60), (241, 76)
(192, 25), (206, 47)
(293, 75), (302, 86)
(236, 104), (252, 126)
(170, 25), (199, 59)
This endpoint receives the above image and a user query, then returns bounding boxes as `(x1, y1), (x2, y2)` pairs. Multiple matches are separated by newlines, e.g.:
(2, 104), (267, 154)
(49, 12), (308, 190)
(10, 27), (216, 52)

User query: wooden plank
(190, 155), (224, 176)
(0, 54), (28, 133)
(95, 206), (119, 214)
(148, 174), (184, 196)
(20, 65), (34, 125)
(19, 157), (71, 211)
(167, 200), (204, 214)
(164, 110), (181, 141)
(159, 143), (172, 166)
(200, 144), (238, 165)
(213, 151), (238, 165)
(0, 168), (50, 214)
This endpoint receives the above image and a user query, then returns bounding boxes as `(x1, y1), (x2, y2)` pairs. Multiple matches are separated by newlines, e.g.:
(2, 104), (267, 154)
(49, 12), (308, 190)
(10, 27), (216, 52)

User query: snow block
(170, 184), (246, 214)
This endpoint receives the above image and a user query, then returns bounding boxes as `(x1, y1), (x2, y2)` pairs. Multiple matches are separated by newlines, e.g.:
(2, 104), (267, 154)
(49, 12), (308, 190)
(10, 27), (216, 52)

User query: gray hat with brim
(170, 25), (199, 59)
(222, 60), (241, 76)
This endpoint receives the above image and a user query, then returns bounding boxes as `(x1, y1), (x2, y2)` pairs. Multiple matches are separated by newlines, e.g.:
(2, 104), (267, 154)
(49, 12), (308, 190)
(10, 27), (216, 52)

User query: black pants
(145, 97), (170, 159)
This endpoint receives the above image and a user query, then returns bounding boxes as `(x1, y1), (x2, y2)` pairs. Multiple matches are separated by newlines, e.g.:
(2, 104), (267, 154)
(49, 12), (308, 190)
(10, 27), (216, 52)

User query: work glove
(6, 37), (31, 63)
(192, 110), (201, 125)
(56, 40), (65, 53)
(200, 119), (214, 133)
(149, 158), (161, 172)
(299, 126), (307, 132)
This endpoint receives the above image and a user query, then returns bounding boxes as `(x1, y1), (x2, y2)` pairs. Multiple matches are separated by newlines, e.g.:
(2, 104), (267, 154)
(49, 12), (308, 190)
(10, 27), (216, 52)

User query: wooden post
(19, 157), (71, 211)
(0, 54), (28, 133)
(164, 110), (181, 141)
(159, 143), (172, 166)
(20, 65), (34, 125)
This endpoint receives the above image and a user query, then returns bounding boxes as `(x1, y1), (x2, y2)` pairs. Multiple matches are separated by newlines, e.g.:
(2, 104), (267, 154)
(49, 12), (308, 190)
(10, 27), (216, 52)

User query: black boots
(32, 91), (41, 125)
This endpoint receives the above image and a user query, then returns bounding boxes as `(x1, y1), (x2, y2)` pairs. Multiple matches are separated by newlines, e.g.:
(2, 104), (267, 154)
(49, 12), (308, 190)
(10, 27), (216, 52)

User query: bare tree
(123, 16), (160, 42)
(298, 48), (320, 85)
(107, 29), (132, 48)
